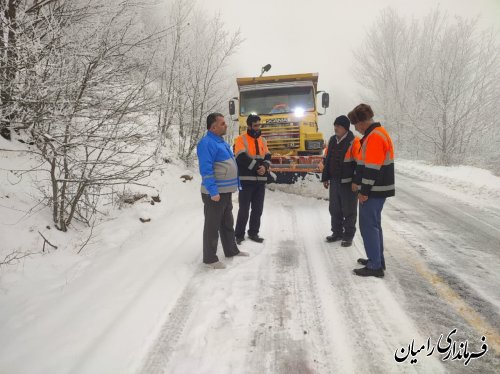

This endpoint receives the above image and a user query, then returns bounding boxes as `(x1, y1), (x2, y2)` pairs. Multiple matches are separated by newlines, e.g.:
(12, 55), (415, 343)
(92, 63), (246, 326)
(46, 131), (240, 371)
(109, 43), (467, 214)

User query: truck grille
(261, 122), (300, 149)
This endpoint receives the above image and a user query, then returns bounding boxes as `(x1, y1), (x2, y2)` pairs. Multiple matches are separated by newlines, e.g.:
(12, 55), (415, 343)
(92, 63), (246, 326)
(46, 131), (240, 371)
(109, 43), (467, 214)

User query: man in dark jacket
(234, 115), (272, 244)
(321, 115), (361, 247)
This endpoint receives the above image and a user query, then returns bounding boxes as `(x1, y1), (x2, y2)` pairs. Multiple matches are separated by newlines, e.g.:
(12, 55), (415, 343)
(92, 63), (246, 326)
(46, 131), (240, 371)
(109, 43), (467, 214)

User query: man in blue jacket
(197, 113), (249, 269)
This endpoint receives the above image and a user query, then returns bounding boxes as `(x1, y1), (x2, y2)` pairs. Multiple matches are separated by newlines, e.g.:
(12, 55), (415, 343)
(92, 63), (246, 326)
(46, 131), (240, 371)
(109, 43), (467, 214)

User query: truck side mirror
(229, 100), (235, 116)
(322, 92), (330, 109)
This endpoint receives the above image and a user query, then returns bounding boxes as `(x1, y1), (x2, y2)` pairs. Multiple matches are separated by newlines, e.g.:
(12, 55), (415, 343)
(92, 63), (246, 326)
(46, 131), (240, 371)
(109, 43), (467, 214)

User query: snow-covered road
(1, 166), (499, 373)
(139, 172), (500, 373)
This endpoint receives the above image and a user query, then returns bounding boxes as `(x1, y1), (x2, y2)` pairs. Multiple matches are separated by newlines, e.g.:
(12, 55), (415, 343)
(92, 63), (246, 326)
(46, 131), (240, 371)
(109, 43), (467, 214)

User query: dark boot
(353, 267), (384, 278)
(248, 234), (264, 243)
(326, 234), (342, 243)
(357, 258), (385, 270)
(236, 236), (245, 245)
(341, 240), (352, 247)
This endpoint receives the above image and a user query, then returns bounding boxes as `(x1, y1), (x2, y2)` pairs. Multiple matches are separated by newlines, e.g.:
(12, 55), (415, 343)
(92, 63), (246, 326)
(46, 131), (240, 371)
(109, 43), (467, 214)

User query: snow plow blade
(268, 156), (324, 184)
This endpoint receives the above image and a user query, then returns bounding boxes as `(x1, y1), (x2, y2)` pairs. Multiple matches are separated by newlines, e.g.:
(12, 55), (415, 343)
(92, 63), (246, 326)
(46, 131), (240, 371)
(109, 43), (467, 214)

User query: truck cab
(229, 73), (330, 183)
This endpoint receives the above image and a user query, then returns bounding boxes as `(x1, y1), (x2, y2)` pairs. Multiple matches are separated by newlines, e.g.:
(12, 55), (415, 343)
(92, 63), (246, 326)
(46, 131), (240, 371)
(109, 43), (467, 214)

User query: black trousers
(329, 179), (358, 240)
(201, 193), (240, 264)
(235, 183), (266, 238)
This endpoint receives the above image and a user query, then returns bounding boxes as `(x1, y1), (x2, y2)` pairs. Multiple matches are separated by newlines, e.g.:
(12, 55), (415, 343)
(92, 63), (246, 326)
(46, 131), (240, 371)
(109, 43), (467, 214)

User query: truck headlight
(294, 107), (305, 117)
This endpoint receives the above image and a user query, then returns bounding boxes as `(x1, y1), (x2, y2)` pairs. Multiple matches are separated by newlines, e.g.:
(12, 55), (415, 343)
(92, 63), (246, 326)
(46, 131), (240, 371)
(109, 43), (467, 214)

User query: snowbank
(396, 159), (500, 207)
(268, 173), (328, 200)
(0, 138), (201, 373)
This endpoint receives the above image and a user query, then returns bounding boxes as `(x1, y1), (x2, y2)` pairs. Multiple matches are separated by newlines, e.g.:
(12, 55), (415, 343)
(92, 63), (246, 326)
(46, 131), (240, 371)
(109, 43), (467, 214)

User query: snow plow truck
(229, 71), (330, 184)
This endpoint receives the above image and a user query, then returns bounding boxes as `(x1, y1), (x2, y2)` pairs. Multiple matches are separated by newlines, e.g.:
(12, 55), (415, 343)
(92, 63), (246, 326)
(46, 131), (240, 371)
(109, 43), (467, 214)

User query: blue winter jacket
(197, 131), (239, 196)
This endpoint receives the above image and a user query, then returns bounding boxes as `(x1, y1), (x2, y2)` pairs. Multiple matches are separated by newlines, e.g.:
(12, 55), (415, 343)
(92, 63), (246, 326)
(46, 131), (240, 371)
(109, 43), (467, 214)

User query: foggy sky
(205, 0), (500, 136)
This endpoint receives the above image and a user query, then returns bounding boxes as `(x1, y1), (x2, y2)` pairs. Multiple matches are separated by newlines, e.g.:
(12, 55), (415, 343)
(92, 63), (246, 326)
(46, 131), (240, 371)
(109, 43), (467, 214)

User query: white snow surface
(396, 159), (500, 206)
(1, 142), (499, 374)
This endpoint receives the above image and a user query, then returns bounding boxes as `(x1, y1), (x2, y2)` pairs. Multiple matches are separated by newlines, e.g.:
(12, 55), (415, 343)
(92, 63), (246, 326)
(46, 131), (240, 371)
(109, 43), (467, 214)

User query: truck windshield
(240, 86), (315, 116)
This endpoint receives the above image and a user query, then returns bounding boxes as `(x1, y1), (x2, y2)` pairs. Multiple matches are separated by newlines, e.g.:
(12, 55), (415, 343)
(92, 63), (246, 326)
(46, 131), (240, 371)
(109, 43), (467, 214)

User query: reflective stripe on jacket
(234, 132), (272, 184)
(197, 131), (239, 196)
(321, 131), (361, 184)
(354, 123), (395, 198)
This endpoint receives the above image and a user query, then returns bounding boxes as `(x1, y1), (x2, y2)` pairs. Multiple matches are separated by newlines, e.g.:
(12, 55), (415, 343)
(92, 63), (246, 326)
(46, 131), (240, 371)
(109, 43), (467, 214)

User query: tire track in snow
(386, 176), (500, 310)
(380, 176), (500, 372)
(381, 214), (500, 373)
(244, 203), (335, 374)
(139, 282), (197, 374)
(297, 200), (446, 374)
(388, 174), (500, 325)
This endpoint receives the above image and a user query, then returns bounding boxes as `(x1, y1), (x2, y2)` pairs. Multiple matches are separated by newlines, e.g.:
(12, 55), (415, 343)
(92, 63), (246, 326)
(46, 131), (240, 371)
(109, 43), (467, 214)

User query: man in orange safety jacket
(233, 115), (272, 245)
(349, 104), (395, 278)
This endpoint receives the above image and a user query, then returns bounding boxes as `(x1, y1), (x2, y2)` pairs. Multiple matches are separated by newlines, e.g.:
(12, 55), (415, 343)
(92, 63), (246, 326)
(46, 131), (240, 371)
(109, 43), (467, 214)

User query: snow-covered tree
(354, 8), (500, 166)
(152, 0), (242, 164)
(1, 0), (241, 231)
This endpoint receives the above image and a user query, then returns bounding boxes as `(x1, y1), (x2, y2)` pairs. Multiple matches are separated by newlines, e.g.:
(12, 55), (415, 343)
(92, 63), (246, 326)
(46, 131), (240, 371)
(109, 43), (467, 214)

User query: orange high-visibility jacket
(354, 123), (395, 198)
(234, 133), (272, 184)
